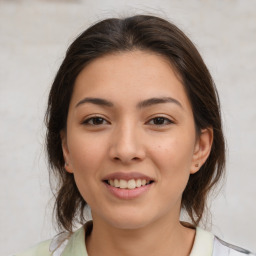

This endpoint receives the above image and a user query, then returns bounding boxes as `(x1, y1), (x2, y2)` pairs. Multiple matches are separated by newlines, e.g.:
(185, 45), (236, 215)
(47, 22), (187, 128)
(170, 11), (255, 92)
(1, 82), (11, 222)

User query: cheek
(68, 131), (106, 171)
(148, 131), (195, 191)
(151, 136), (194, 169)
(68, 135), (105, 203)
(150, 137), (195, 206)
(67, 134), (108, 203)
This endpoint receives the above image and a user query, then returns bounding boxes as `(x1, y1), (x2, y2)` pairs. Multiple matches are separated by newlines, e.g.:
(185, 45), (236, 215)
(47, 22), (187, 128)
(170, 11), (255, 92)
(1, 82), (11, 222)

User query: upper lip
(102, 172), (154, 181)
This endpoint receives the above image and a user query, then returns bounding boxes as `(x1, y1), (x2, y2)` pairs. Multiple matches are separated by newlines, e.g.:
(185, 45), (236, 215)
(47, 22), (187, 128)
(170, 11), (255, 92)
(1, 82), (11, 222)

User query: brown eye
(82, 117), (109, 125)
(148, 117), (173, 126)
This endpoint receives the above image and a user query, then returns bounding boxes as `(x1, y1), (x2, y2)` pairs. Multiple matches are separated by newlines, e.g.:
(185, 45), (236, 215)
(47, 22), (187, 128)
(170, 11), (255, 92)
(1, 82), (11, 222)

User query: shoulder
(12, 222), (89, 256)
(213, 236), (256, 256)
(13, 239), (52, 256)
(13, 231), (72, 256)
(190, 227), (255, 256)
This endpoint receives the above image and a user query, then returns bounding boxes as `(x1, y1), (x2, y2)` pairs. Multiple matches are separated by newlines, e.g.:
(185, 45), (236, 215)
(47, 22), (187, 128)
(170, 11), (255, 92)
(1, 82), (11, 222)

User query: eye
(82, 116), (109, 126)
(147, 116), (173, 126)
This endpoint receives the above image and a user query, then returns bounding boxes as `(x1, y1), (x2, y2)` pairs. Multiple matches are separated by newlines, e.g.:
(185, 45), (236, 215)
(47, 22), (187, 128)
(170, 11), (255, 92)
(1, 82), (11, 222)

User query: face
(62, 51), (212, 230)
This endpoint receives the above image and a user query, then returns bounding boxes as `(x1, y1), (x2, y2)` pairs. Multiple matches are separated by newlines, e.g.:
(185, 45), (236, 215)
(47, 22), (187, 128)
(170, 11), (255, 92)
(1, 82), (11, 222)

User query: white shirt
(14, 221), (255, 256)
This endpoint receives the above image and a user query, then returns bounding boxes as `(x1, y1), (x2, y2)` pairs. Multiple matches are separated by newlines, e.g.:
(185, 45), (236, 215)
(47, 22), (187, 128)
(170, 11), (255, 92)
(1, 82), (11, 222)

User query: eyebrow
(75, 97), (183, 109)
(76, 97), (114, 108)
(137, 97), (183, 109)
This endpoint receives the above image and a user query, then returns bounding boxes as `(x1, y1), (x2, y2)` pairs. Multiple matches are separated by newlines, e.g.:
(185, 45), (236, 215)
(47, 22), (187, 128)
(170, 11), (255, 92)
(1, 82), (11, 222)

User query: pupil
(154, 117), (164, 125)
(94, 117), (103, 124)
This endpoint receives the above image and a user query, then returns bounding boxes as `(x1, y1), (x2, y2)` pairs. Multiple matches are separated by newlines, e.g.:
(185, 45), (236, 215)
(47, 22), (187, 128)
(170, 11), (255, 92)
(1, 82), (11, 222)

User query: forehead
(70, 50), (191, 111)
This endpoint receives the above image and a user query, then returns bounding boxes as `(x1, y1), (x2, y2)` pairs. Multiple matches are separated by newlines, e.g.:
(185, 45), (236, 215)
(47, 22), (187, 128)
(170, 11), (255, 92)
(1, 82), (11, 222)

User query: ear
(60, 130), (73, 173)
(190, 128), (213, 174)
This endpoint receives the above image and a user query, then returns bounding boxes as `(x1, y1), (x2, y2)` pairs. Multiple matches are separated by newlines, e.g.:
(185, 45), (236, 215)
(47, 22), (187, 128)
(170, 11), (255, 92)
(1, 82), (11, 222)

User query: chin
(91, 201), (163, 230)
(103, 209), (156, 230)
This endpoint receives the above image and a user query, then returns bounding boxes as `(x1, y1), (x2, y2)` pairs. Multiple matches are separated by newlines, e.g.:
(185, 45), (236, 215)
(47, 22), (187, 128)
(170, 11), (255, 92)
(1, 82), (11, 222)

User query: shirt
(13, 221), (255, 256)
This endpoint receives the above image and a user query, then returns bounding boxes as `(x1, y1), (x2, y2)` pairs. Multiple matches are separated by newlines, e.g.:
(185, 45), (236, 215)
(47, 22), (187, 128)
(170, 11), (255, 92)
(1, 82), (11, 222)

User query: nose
(109, 122), (146, 164)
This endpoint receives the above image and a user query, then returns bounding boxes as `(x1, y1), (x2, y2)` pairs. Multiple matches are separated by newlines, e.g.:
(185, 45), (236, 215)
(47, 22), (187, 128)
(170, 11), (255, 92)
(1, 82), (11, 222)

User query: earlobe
(190, 128), (213, 174)
(60, 130), (73, 173)
(64, 162), (73, 173)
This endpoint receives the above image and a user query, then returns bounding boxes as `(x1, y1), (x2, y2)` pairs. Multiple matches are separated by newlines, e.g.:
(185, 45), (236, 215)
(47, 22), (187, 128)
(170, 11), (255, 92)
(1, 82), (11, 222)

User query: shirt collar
(61, 222), (91, 256)
(61, 222), (214, 256)
(189, 227), (214, 256)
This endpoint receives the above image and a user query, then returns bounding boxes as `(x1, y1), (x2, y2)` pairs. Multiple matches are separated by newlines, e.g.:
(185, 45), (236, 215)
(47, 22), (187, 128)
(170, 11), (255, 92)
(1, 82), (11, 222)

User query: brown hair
(45, 15), (225, 232)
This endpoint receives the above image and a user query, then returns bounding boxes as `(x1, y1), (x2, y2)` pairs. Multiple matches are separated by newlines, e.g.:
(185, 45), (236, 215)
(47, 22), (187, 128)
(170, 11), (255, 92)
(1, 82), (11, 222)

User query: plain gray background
(1, 0), (256, 255)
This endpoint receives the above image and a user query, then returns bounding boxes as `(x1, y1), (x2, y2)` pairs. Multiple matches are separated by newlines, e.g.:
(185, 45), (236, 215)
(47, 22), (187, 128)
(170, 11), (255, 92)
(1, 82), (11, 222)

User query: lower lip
(103, 182), (153, 200)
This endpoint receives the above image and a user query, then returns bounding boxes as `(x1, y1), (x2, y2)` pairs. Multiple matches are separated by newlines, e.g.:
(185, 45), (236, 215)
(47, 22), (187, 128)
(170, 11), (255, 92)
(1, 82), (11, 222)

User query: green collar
(60, 222), (214, 256)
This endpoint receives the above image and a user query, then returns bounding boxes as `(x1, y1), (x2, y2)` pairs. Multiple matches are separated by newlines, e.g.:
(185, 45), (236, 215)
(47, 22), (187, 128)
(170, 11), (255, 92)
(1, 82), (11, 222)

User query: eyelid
(81, 115), (110, 125)
(146, 115), (175, 126)
(81, 114), (175, 126)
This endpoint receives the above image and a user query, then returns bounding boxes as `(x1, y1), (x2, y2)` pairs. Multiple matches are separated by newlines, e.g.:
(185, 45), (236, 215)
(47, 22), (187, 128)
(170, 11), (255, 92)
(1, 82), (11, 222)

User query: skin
(61, 50), (213, 256)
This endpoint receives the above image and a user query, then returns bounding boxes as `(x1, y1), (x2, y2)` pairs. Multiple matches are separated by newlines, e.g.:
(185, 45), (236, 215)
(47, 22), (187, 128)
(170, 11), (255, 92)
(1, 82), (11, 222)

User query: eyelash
(82, 116), (174, 126)
(147, 117), (173, 126)
(82, 116), (109, 126)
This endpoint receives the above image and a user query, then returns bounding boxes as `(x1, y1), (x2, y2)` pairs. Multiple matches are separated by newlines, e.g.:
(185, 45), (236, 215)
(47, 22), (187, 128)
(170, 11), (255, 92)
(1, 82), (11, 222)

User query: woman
(15, 15), (255, 256)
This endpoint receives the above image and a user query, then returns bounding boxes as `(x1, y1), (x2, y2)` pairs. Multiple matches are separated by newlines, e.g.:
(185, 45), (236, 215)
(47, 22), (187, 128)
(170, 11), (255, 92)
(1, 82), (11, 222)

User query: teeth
(108, 178), (151, 189)
(127, 179), (136, 189)
(119, 179), (127, 188)
(136, 179), (142, 187)
(114, 179), (119, 188)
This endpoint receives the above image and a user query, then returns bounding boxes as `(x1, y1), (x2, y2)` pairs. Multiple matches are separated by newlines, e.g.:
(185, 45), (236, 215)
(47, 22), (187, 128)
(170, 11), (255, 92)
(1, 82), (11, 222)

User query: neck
(86, 213), (195, 256)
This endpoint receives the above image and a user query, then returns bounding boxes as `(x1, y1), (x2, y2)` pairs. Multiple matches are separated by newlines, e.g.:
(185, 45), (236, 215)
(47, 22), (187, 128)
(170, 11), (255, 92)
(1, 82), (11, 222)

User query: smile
(102, 172), (155, 199)
(105, 179), (153, 189)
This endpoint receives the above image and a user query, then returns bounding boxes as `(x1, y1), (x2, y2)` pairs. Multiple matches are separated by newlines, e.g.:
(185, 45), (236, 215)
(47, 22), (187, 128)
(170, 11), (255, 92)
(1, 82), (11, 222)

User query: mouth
(102, 172), (155, 199)
(103, 179), (154, 189)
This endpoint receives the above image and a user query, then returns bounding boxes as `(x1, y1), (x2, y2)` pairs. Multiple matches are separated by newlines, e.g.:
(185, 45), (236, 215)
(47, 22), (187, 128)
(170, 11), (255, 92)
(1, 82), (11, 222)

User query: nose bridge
(109, 118), (145, 163)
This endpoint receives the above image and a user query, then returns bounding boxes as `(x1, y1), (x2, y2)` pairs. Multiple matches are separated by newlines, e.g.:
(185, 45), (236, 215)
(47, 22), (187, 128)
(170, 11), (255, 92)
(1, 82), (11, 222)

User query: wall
(0, 0), (255, 255)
